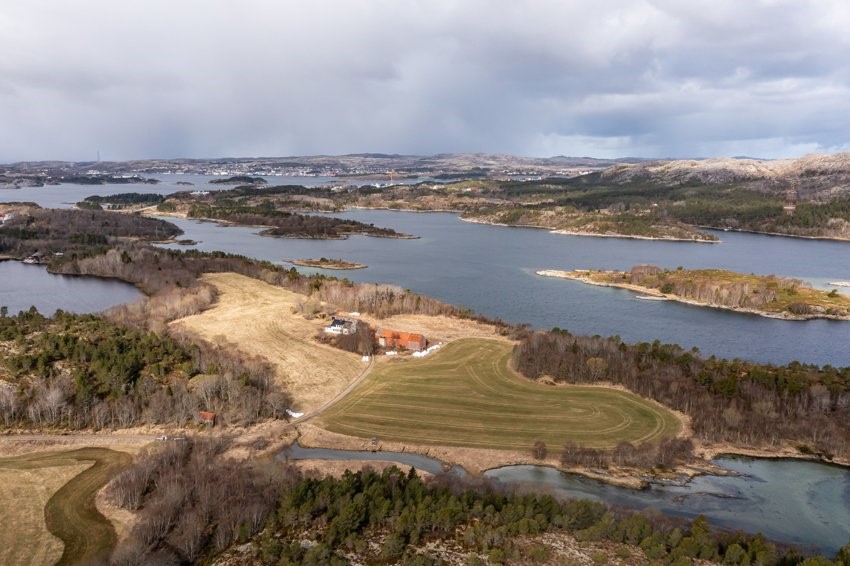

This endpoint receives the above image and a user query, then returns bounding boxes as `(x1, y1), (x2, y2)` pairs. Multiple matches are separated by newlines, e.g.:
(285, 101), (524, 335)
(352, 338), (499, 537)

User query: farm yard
(318, 338), (682, 452)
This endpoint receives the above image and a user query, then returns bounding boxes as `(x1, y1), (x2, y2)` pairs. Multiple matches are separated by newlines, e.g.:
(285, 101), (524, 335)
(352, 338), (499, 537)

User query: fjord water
(0, 174), (340, 209)
(157, 209), (850, 367)
(0, 261), (141, 314)
(5, 174), (848, 364)
(4, 182), (850, 553)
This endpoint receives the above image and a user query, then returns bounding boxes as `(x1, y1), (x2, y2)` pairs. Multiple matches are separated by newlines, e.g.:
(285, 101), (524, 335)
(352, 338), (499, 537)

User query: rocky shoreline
(460, 216), (718, 243)
(537, 269), (850, 321)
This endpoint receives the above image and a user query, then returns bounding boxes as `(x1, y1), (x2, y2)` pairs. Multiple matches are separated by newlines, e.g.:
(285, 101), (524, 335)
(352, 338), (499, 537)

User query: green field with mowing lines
(319, 338), (682, 452)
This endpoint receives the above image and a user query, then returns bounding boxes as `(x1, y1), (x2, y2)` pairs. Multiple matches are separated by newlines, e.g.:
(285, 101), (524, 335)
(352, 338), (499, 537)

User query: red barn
(375, 328), (426, 351)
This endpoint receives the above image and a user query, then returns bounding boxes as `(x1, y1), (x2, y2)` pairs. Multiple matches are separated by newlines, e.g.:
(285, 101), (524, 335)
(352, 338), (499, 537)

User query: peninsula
(151, 190), (415, 240)
(3, 208), (850, 564)
(538, 265), (850, 320)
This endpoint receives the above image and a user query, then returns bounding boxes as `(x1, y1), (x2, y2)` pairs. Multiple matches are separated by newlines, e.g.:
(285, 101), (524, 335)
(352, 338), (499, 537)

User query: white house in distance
(324, 317), (358, 335)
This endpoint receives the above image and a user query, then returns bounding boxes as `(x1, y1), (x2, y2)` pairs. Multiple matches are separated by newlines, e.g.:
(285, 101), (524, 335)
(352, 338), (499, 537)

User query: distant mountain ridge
(4, 153), (850, 199)
(1, 153), (651, 177)
(595, 152), (850, 199)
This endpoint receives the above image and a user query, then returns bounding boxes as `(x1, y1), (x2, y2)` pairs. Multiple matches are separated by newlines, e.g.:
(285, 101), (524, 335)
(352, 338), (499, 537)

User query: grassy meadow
(319, 338), (681, 452)
(0, 447), (130, 566)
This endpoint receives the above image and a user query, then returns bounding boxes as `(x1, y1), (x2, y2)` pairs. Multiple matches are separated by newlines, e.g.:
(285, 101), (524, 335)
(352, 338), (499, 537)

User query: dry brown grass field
(0, 448), (130, 566)
(319, 338), (682, 452)
(172, 272), (364, 413)
(356, 312), (509, 343)
(0, 457), (88, 566)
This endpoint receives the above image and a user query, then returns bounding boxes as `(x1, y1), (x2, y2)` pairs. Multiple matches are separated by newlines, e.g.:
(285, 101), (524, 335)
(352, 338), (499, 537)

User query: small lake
(0, 261), (141, 314)
(280, 444), (850, 556)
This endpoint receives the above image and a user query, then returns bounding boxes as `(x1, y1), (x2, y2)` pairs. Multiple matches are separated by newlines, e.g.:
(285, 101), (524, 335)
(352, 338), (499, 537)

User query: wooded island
(539, 265), (850, 320)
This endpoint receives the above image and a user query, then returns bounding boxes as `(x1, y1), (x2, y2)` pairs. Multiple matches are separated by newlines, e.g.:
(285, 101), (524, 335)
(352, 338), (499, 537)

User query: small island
(149, 190), (416, 240)
(286, 257), (367, 270)
(464, 207), (719, 242)
(539, 265), (850, 320)
(209, 175), (267, 185)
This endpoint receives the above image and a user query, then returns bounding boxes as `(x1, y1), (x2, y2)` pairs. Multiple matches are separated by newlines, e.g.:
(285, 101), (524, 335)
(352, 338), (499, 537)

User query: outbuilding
(375, 328), (427, 351)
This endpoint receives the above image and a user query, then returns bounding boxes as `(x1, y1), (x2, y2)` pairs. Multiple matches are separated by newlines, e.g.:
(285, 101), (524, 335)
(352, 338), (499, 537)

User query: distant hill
(5, 153), (850, 199)
(596, 152), (850, 199)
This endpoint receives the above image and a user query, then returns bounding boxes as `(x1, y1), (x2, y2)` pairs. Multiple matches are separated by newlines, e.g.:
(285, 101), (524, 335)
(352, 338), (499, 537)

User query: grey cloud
(1, 0), (849, 161)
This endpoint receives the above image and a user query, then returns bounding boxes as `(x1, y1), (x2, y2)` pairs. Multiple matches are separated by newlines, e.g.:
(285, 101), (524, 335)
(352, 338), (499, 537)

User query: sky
(1, 0), (850, 162)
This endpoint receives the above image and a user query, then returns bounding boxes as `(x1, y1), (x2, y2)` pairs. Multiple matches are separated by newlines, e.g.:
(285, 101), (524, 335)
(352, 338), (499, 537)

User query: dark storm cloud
(1, 0), (849, 161)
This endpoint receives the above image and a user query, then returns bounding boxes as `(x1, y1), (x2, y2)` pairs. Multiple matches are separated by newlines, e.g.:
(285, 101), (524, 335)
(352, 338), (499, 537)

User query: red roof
(376, 329), (425, 344)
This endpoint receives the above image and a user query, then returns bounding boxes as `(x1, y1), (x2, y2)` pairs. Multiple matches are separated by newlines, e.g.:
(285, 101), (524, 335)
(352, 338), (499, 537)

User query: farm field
(0, 447), (130, 566)
(319, 338), (682, 451)
(173, 272), (364, 413)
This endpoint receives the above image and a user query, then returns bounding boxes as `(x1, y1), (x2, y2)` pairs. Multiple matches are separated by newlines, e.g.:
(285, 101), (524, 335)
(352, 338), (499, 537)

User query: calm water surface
(155, 210), (850, 366)
(0, 174), (341, 209)
(280, 443), (467, 477)
(280, 444), (850, 556)
(4, 180), (850, 553)
(0, 174), (431, 209)
(0, 261), (141, 314)
(5, 174), (848, 365)
(486, 457), (850, 556)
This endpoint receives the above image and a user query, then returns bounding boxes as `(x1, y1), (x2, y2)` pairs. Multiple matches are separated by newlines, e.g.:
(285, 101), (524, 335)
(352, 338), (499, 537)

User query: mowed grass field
(0, 447), (130, 566)
(319, 339), (681, 451)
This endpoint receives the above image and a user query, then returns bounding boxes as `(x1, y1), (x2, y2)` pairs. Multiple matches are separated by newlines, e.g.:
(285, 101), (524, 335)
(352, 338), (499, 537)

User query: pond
(0, 261), (141, 314)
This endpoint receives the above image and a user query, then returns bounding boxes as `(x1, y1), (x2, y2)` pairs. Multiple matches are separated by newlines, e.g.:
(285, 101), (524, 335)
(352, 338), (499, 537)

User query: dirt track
(45, 448), (131, 565)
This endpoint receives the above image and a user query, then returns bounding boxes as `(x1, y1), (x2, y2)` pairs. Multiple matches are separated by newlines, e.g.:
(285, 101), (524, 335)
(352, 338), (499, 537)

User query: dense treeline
(508, 178), (850, 239)
(110, 442), (847, 564)
(208, 175), (267, 184)
(624, 264), (802, 309)
(0, 309), (290, 429)
(293, 175), (850, 239)
(610, 265), (850, 316)
(513, 330), (850, 460)
(186, 202), (408, 238)
(202, 184), (337, 199)
(58, 174), (159, 185)
(663, 194), (850, 238)
(83, 192), (166, 205)
(0, 206), (180, 260)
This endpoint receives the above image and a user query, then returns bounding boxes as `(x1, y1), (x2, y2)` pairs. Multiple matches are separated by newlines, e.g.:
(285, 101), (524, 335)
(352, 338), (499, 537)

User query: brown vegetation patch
(0, 458), (90, 566)
(172, 273), (364, 413)
(0, 447), (131, 566)
(289, 458), (433, 479)
(356, 312), (509, 344)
